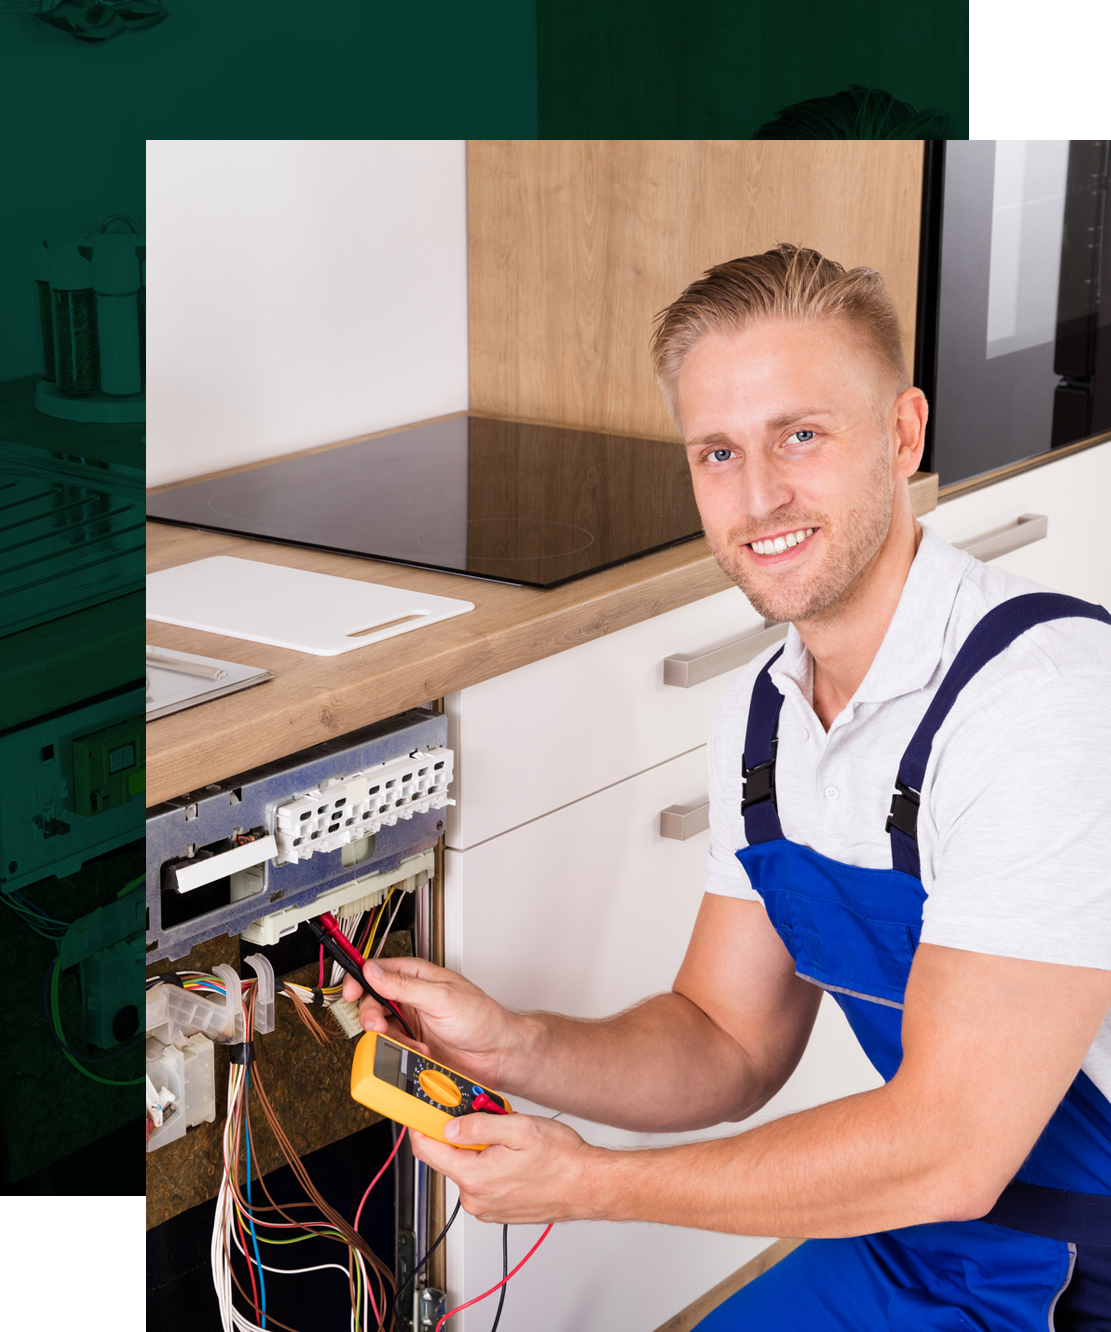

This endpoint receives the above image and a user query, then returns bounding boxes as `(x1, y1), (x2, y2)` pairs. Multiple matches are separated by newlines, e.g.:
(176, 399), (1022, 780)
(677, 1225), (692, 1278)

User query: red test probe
(304, 912), (417, 1040)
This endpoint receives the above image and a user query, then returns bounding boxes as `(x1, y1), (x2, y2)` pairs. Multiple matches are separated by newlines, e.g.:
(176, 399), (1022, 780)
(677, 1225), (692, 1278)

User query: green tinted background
(539, 0), (969, 139)
(0, 0), (539, 382)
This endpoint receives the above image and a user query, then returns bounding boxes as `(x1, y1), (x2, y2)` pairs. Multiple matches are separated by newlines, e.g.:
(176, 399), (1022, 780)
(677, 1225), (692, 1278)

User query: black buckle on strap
(885, 780), (920, 843)
(742, 743), (778, 812)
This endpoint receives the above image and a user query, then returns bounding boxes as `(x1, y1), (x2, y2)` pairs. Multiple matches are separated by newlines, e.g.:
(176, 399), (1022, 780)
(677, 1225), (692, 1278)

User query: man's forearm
(499, 991), (767, 1133)
(586, 1080), (994, 1238)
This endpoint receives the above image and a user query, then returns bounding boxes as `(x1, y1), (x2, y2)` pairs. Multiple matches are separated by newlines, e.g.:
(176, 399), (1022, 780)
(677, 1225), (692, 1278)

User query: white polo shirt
(705, 524), (1111, 1101)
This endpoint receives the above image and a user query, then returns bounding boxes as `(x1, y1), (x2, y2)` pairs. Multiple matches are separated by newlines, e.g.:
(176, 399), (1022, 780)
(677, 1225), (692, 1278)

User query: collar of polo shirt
(771, 527), (971, 719)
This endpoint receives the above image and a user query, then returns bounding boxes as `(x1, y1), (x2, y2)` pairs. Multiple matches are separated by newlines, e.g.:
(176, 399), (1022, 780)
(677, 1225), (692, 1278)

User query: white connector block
(146, 1030), (216, 1152)
(239, 849), (434, 947)
(272, 748), (453, 864)
(145, 963), (245, 1046)
(328, 997), (365, 1040)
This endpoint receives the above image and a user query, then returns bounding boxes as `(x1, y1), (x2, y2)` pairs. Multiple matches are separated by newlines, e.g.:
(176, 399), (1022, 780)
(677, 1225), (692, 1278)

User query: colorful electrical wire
(433, 1225), (553, 1332)
(210, 986), (398, 1331)
(244, 1065), (268, 1328)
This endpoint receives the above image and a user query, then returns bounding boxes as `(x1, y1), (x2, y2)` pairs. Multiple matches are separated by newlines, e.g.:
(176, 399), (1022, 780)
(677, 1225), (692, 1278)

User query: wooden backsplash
(468, 140), (923, 441)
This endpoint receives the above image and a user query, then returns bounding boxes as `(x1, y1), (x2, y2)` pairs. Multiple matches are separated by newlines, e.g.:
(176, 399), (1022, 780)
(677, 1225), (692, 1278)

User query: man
(345, 245), (1111, 1327)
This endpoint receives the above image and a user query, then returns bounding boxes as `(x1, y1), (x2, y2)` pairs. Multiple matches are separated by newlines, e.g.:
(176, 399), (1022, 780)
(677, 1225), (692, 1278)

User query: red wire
(234, 1192), (262, 1318)
(353, 1126), (408, 1233)
(433, 1224), (553, 1332)
(317, 944), (325, 988)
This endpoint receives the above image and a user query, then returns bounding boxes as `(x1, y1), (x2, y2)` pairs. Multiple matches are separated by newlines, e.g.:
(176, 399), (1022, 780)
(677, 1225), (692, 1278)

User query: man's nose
(736, 451), (792, 524)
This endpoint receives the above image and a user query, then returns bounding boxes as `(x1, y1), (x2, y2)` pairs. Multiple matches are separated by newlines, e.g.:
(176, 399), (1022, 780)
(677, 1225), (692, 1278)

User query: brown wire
(227, 981), (396, 1330)
(217, 985), (395, 1331)
(251, 1067), (394, 1323)
(280, 982), (338, 1046)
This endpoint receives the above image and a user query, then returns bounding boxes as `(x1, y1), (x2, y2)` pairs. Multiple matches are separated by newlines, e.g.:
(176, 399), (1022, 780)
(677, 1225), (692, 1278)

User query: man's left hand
(409, 1112), (602, 1224)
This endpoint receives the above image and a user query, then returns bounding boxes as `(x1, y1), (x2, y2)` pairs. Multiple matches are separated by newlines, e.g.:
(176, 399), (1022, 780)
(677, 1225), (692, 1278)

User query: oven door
(923, 140), (1110, 488)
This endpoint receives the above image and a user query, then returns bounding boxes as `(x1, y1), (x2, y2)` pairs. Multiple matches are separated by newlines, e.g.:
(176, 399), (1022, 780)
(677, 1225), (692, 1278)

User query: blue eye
(710, 448), (733, 462)
(789, 430), (815, 443)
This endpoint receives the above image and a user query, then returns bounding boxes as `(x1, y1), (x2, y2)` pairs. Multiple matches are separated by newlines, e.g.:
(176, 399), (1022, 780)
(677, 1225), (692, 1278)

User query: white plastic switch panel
(273, 749), (453, 864)
(171, 834), (278, 893)
(239, 850), (434, 947)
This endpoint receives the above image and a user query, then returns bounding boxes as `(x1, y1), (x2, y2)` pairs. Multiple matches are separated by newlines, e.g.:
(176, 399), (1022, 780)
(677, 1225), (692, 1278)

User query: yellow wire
(363, 889), (395, 958)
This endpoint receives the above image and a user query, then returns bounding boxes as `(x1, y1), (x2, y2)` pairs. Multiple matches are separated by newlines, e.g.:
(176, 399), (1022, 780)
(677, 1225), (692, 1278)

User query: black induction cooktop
(147, 415), (705, 589)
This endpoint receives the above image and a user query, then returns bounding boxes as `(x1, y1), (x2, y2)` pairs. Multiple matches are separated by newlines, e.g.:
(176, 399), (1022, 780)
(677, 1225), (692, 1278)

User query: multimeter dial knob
(418, 1068), (463, 1108)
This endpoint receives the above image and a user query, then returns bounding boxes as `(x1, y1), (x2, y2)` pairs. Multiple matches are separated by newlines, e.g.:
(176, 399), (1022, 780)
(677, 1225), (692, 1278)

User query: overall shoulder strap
(742, 646), (787, 844)
(888, 592), (1111, 876)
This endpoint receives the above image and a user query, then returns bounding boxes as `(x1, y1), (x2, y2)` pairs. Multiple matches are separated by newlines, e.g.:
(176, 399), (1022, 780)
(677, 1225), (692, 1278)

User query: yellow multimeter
(350, 1032), (514, 1149)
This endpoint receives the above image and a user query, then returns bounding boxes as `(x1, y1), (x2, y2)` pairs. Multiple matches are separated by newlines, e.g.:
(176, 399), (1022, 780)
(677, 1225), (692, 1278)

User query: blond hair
(650, 243), (910, 422)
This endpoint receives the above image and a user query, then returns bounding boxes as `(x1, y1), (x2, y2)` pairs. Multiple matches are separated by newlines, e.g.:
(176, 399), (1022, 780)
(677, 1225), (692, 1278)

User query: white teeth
(751, 528), (815, 556)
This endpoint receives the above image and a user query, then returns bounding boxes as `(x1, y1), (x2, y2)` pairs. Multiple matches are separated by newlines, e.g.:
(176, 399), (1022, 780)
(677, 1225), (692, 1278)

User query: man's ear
(893, 387), (928, 478)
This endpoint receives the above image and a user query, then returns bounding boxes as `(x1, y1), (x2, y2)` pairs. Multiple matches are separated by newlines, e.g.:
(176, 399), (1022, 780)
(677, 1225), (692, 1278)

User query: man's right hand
(343, 955), (517, 1090)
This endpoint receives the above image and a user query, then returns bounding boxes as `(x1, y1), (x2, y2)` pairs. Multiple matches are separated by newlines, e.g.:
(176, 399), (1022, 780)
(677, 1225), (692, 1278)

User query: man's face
(676, 318), (900, 626)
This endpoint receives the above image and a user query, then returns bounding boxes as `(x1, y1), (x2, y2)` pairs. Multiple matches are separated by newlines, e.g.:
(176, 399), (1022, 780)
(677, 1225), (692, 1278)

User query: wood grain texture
(651, 1238), (805, 1332)
(468, 141), (924, 440)
(909, 470), (939, 517)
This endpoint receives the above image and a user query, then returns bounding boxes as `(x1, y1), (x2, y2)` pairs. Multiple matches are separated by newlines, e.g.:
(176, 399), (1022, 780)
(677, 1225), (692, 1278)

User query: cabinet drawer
(445, 585), (760, 848)
(443, 747), (881, 1331)
(923, 439), (1111, 607)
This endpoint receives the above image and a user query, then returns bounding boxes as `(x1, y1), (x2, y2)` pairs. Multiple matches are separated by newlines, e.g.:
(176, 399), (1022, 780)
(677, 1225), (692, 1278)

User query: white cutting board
(147, 557), (475, 656)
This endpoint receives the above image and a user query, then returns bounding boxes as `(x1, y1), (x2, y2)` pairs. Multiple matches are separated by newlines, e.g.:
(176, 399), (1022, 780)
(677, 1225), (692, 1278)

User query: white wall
(146, 140), (469, 489)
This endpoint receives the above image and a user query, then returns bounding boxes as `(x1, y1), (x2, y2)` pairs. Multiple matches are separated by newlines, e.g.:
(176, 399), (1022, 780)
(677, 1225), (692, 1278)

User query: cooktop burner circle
(417, 518), (595, 562)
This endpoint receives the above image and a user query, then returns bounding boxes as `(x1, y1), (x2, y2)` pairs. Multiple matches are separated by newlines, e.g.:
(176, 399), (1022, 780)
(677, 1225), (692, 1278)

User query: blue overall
(696, 593), (1111, 1332)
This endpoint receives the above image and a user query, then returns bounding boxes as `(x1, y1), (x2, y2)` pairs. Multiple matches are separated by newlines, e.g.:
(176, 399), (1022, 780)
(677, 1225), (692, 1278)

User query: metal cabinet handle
(661, 514), (1045, 692)
(955, 513), (1047, 563)
(660, 801), (710, 840)
(664, 620), (788, 689)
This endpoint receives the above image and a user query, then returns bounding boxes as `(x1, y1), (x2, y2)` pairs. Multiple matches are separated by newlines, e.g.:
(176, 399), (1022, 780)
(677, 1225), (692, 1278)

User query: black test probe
(304, 914), (417, 1041)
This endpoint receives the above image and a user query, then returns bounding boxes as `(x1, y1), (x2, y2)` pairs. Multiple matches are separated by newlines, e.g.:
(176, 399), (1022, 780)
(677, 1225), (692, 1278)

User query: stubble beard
(705, 451), (895, 627)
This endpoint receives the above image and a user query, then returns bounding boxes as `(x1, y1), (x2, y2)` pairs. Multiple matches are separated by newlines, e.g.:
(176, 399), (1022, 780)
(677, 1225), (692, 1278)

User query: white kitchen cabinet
(923, 439), (1111, 607)
(442, 747), (882, 1331)
(444, 585), (760, 850)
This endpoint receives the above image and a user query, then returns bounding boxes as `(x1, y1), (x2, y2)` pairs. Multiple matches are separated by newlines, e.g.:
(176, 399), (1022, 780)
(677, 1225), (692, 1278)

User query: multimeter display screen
(371, 1037), (509, 1117)
(374, 1037), (406, 1089)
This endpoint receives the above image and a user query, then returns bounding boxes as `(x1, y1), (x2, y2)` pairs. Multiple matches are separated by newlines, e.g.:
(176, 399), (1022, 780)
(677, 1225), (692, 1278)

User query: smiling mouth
(748, 527), (816, 557)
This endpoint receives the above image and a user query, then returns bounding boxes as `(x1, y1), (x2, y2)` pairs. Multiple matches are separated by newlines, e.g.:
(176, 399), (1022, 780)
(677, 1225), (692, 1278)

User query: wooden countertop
(146, 414), (940, 807)
(146, 415), (738, 805)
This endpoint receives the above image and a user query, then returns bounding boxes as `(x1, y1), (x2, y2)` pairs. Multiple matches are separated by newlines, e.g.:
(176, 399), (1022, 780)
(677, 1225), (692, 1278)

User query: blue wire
(244, 1065), (267, 1328)
(11, 891), (67, 929)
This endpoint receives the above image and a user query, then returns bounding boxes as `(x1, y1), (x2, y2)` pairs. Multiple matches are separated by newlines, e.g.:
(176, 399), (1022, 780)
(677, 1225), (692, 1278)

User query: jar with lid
(48, 232), (99, 394)
(32, 229), (56, 382)
(87, 215), (142, 397)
